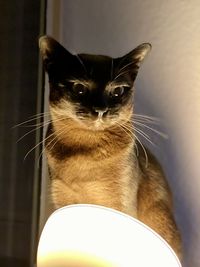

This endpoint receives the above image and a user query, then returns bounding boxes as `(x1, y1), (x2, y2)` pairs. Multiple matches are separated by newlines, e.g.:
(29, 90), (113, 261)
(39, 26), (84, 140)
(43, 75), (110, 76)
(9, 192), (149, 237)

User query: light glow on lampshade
(37, 204), (182, 267)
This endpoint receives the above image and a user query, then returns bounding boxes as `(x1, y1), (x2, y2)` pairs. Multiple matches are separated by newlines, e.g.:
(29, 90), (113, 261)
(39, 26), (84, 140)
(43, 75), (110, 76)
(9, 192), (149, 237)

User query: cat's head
(39, 36), (151, 131)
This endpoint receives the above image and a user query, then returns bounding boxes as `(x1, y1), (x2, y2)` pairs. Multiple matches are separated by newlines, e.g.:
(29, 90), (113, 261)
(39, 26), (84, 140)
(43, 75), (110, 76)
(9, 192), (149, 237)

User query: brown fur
(45, 111), (182, 259)
(39, 36), (182, 260)
(46, 116), (139, 218)
(137, 146), (182, 259)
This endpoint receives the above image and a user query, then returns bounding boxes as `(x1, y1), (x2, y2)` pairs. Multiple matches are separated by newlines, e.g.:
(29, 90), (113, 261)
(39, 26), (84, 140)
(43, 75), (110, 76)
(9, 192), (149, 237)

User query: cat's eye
(113, 86), (124, 97)
(72, 83), (88, 96)
(110, 86), (127, 98)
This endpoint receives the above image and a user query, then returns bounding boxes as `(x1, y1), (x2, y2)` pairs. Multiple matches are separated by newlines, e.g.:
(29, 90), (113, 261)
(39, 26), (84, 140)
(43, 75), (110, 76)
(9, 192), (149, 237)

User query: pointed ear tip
(147, 43), (152, 50)
(38, 35), (57, 51)
(141, 43), (152, 52)
(38, 35), (48, 50)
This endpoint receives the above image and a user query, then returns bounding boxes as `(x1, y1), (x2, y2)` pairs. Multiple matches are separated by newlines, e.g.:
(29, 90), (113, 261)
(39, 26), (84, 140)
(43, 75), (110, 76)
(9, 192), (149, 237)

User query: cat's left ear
(116, 43), (152, 81)
(39, 35), (74, 74)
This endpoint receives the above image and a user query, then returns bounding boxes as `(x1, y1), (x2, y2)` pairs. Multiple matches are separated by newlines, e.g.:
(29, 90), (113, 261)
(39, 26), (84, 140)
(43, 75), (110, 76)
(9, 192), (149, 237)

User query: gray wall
(45, 1), (200, 266)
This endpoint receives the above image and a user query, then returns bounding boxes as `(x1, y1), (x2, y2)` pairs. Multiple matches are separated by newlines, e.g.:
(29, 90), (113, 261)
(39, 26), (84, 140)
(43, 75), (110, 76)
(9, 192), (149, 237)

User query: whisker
(117, 61), (136, 74)
(17, 117), (65, 143)
(134, 134), (149, 168)
(25, 122), (68, 162)
(110, 58), (114, 80)
(134, 113), (160, 122)
(36, 126), (67, 167)
(117, 123), (139, 156)
(121, 122), (156, 146)
(28, 111), (51, 119)
(134, 127), (156, 146)
(19, 122), (49, 128)
(113, 70), (131, 81)
(117, 121), (148, 167)
(36, 130), (57, 167)
(133, 121), (168, 139)
(16, 122), (48, 143)
(115, 122), (134, 141)
(13, 117), (44, 129)
(46, 127), (67, 153)
(18, 118), (52, 128)
(13, 112), (51, 128)
(37, 147), (46, 168)
(133, 118), (160, 126)
(75, 54), (88, 76)
(24, 135), (47, 161)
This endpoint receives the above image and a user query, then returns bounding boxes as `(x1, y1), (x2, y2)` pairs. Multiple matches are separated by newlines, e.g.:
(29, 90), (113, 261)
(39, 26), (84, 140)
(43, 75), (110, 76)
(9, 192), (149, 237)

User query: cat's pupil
(111, 86), (124, 98)
(73, 83), (87, 96)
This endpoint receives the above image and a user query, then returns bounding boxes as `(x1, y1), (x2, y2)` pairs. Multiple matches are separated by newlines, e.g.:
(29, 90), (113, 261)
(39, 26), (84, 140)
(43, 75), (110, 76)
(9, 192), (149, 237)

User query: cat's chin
(80, 119), (108, 131)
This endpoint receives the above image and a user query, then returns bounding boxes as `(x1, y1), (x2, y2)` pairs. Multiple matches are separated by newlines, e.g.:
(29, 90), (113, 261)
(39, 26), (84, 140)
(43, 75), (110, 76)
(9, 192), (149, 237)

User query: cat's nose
(93, 107), (108, 117)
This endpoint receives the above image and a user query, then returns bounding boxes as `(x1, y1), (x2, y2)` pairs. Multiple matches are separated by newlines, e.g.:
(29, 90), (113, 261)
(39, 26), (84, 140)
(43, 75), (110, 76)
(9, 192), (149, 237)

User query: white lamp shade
(37, 204), (182, 267)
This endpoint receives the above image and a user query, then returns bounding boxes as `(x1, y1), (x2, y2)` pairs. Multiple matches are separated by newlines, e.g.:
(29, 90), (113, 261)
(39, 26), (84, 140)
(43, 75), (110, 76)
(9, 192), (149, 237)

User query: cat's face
(39, 36), (151, 131)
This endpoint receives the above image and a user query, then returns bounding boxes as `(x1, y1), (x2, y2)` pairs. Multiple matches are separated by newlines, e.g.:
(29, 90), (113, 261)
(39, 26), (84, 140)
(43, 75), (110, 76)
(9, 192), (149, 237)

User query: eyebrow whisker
(110, 58), (114, 80)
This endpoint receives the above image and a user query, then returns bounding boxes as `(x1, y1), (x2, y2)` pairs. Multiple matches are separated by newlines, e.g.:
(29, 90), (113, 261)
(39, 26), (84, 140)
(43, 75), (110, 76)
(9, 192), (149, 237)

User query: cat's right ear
(39, 35), (73, 73)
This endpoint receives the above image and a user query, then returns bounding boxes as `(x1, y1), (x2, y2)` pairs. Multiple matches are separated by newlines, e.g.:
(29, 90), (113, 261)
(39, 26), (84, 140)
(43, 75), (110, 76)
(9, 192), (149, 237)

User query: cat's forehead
(78, 53), (112, 65)
(78, 53), (114, 83)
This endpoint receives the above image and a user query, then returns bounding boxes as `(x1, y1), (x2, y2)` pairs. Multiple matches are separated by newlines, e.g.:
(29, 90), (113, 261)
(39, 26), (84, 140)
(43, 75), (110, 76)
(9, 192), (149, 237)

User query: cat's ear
(126, 43), (151, 66)
(39, 35), (73, 73)
(116, 43), (151, 81)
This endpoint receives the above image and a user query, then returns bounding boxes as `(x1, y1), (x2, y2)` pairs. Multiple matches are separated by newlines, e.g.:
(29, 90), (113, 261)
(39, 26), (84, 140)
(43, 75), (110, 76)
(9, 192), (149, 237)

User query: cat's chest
(47, 152), (139, 217)
(48, 152), (123, 182)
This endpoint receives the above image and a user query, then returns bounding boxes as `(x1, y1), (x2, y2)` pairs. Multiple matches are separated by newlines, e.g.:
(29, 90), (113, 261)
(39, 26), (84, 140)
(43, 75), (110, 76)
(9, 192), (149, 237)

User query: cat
(39, 36), (182, 259)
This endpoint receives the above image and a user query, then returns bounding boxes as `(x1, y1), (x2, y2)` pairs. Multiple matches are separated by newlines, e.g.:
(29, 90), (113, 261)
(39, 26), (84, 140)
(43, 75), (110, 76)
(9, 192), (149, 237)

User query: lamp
(37, 204), (182, 267)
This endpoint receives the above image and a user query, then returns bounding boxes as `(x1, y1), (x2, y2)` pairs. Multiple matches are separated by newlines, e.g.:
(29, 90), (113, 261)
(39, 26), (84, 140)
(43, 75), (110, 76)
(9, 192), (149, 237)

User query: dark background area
(0, 1), (45, 266)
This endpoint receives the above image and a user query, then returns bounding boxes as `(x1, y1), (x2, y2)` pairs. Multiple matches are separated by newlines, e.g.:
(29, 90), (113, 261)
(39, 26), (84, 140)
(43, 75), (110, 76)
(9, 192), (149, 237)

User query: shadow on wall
(135, 86), (192, 267)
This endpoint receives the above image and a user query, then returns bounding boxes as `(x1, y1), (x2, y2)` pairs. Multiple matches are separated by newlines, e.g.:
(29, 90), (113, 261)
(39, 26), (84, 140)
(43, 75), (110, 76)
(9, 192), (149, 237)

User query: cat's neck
(46, 116), (135, 160)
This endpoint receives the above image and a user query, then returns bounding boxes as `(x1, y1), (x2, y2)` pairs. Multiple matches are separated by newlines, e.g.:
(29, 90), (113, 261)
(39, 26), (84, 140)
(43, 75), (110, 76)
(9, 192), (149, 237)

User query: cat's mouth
(77, 112), (117, 131)
(74, 105), (133, 131)
(74, 107), (118, 130)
